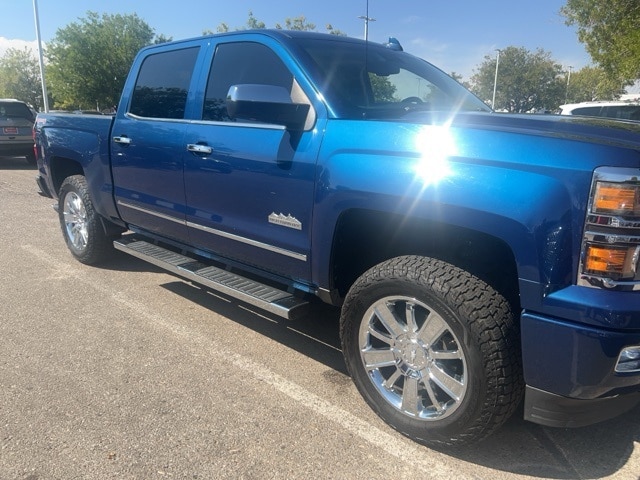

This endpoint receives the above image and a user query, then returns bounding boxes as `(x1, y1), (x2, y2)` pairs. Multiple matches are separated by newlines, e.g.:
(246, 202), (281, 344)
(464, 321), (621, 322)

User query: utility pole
(33, 0), (49, 112)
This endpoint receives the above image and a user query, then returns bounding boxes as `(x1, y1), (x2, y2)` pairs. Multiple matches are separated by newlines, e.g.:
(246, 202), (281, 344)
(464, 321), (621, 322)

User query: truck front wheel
(340, 255), (523, 447)
(58, 175), (113, 265)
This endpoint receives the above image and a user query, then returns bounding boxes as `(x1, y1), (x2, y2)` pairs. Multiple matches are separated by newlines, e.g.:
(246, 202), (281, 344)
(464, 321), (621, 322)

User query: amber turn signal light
(593, 182), (640, 215)
(584, 244), (637, 279)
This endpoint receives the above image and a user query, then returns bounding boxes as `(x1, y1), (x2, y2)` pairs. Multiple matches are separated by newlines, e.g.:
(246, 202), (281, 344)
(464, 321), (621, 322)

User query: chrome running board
(114, 235), (309, 320)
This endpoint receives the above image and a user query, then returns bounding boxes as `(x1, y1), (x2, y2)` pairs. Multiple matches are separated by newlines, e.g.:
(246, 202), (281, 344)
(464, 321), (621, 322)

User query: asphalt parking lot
(1, 156), (639, 479)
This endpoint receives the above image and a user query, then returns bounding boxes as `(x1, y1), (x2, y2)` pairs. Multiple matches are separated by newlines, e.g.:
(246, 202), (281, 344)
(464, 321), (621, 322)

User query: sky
(0, 0), (592, 80)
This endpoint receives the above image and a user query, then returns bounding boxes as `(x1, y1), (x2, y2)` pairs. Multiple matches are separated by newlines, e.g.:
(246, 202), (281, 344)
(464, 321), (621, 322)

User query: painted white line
(24, 244), (464, 478)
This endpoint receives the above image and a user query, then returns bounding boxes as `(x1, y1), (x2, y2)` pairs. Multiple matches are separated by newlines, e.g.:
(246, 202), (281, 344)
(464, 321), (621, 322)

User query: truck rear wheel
(58, 175), (113, 265)
(340, 255), (523, 447)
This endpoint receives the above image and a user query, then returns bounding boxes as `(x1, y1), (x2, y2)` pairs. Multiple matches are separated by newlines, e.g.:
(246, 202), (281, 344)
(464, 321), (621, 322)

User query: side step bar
(113, 235), (309, 320)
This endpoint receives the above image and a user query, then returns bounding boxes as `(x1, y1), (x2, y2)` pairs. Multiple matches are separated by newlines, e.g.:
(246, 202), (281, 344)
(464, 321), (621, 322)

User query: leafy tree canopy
(470, 46), (565, 112)
(275, 16), (316, 31)
(565, 65), (625, 103)
(0, 47), (43, 110)
(562, 0), (640, 84)
(46, 11), (170, 110)
(206, 11), (346, 36)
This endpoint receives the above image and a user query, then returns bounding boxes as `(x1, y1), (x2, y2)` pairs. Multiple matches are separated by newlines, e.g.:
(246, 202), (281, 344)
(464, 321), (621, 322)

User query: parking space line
(24, 244), (463, 477)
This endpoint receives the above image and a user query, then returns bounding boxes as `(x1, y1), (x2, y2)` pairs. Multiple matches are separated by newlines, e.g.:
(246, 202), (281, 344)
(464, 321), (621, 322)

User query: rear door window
(129, 46), (200, 119)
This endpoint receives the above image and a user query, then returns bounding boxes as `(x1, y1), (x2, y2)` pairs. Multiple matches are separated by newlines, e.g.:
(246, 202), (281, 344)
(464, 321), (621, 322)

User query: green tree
(562, 0), (640, 84)
(326, 24), (347, 36)
(565, 66), (625, 103)
(153, 34), (173, 45)
(449, 71), (471, 90)
(205, 10), (265, 34)
(209, 11), (343, 35)
(0, 47), (43, 110)
(275, 16), (316, 31)
(246, 10), (266, 30)
(213, 23), (230, 34)
(470, 46), (565, 112)
(46, 11), (166, 110)
(369, 74), (397, 102)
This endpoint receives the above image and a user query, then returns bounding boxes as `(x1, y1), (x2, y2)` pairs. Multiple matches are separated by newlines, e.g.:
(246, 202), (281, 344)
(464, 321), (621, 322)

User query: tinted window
(203, 42), (293, 121)
(571, 106), (604, 116)
(130, 47), (199, 119)
(604, 105), (640, 121)
(0, 101), (34, 120)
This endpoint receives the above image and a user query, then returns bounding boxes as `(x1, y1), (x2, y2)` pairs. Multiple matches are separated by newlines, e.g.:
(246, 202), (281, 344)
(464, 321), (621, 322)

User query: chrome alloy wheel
(358, 296), (467, 420)
(63, 191), (89, 252)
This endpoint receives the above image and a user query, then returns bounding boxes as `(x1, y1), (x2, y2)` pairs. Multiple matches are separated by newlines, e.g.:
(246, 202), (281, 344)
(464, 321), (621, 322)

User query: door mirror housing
(226, 84), (310, 130)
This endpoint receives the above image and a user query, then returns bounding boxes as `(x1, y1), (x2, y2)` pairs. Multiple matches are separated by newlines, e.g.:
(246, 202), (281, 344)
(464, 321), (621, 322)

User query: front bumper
(521, 308), (640, 427)
(524, 385), (640, 427)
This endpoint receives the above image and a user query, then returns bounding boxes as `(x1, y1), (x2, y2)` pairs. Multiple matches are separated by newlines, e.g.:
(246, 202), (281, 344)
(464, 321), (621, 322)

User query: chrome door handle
(187, 143), (213, 154)
(113, 136), (132, 145)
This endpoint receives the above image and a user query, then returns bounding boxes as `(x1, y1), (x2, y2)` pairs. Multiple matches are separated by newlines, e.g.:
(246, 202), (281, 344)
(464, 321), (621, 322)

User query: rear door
(182, 38), (324, 281)
(111, 41), (203, 242)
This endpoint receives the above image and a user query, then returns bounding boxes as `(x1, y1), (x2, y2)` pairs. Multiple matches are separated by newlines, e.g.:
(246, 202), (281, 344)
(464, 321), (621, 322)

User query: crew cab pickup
(34, 30), (640, 447)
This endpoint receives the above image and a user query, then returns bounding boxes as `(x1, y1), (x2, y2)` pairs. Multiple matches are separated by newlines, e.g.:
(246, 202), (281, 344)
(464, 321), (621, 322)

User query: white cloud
(0, 37), (39, 57)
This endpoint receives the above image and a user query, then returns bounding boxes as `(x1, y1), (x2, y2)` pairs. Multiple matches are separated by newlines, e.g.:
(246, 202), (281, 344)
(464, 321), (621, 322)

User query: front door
(183, 40), (323, 281)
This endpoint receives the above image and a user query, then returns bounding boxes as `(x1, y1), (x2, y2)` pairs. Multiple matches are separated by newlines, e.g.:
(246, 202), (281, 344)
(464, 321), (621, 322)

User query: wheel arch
(49, 155), (84, 198)
(328, 208), (521, 310)
(50, 157), (125, 238)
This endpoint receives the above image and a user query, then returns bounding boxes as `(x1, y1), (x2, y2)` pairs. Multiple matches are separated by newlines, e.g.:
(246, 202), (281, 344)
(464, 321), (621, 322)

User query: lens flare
(413, 125), (456, 185)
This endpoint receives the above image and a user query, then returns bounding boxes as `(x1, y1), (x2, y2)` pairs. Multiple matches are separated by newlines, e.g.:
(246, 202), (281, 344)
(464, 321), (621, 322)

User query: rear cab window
(0, 101), (34, 121)
(129, 46), (200, 119)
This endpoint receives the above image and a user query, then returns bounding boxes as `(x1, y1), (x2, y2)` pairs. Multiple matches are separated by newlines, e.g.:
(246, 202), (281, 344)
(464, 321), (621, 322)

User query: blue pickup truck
(34, 30), (640, 447)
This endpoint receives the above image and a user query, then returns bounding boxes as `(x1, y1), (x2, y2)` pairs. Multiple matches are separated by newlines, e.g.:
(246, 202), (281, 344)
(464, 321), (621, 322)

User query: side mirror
(226, 84), (310, 130)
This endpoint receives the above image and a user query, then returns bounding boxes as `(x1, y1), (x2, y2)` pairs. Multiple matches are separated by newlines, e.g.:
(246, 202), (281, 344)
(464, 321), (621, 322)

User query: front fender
(312, 119), (601, 310)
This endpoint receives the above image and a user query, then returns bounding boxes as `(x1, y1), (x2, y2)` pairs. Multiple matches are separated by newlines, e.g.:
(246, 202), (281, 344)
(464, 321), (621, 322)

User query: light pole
(358, 15), (376, 41)
(491, 49), (501, 110)
(32, 0), (49, 112)
(565, 66), (573, 103)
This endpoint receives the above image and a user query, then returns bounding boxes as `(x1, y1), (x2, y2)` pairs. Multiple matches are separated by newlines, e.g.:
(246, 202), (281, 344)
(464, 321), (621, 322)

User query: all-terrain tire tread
(340, 255), (524, 447)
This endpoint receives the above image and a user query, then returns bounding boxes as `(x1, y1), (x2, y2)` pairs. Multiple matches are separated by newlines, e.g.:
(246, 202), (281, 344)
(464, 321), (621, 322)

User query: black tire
(340, 255), (523, 447)
(58, 175), (114, 265)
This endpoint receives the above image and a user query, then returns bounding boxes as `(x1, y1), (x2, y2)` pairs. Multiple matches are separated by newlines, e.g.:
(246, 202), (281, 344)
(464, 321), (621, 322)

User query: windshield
(295, 38), (490, 120)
